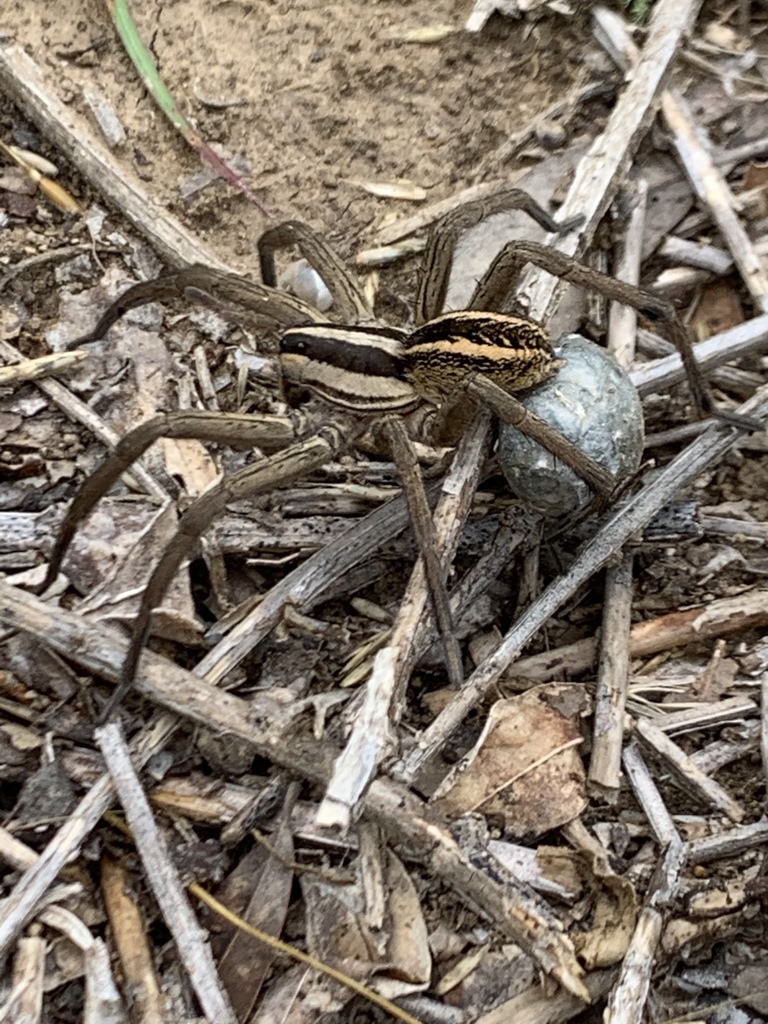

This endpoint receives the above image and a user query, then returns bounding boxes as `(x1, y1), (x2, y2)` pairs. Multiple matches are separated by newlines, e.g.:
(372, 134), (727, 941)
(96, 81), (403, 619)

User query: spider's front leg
(37, 411), (340, 723)
(469, 238), (762, 432)
(64, 265), (325, 350)
(403, 189), (621, 497)
(64, 218), (382, 357)
(258, 221), (374, 324)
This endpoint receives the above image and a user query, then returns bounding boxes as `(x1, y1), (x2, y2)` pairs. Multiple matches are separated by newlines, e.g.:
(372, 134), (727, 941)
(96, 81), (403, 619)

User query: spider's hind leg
(415, 187), (582, 325)
(35, 410), (297, 597)
(430, 375), (616, 499)
(470, 238), (761, 431)
(99, 431), (339, 722)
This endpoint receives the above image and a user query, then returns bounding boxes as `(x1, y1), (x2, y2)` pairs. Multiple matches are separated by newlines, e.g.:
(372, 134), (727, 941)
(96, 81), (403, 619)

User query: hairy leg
(258, 220), (373, 323)
(64, 265), (322, 350)
(416, 188), (582, 325)
(36, 411), (295, 595)
(470, 239), (761, 431)
(99, 433), (338, 721)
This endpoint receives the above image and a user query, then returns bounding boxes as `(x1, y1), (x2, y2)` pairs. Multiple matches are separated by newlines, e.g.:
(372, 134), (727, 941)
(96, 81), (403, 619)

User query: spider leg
(465, 376), (616, 497)
(258, 221), (374, 324)
(426, 374), (615, 498)
(35, 411), (296, 597)
(470, 239), (762, 431)
(415, 187), (582, 326)
(64, 265), (323, 350)
(380, 417), (464, 688)
(98, 432), (340, 722)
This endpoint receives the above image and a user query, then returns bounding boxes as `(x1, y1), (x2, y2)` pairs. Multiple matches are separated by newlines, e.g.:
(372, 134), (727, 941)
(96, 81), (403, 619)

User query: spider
(35, 187), (750, 720)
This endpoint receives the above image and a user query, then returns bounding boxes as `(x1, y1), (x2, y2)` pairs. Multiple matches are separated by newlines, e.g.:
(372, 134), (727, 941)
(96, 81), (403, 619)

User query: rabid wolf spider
(37, 187), (753, 720)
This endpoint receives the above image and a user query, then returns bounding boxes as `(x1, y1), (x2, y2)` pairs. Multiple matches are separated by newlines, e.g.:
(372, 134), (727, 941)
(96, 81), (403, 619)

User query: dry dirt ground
(3, 0), (600, 267)
(5, 1), (768, 1022)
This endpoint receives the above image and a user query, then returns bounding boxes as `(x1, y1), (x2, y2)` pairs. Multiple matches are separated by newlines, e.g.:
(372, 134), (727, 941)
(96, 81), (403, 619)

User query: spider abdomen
(403, 311), (562, 399)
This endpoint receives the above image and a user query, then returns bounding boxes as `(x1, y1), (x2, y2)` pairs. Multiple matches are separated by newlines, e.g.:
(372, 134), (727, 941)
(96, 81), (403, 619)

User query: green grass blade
(107, 0), (270, 216)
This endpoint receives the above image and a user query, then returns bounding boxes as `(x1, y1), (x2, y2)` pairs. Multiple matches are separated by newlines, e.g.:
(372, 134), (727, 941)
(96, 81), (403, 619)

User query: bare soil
(3, 0), (600, 267)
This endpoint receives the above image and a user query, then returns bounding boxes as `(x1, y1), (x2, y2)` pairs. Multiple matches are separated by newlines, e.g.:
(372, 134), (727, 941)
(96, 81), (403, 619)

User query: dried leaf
(303, 847), (430, 999)
(382, 24), (456, 43)
(71, 500), (202, 646)
(703, 22), (746, 51)
(7, 146), (59, 176)
(343, 178), (427, 201)
(375, 849), (431, 996)
(433, 943), (489, 995)
(742, 161), (768, 219)
(742, 161), (768, 191)
(303, 874), (372, 981)
(570, 866), (637, 969)
(732, 963), (768, 1016)
(0, 723), (43, 753)
(217, 818), (295, 1018)
(355, 238), (427, 268)
(431, 684), (589, 837)
(161, 437), (220, 496)
(690, 281), (744, 342)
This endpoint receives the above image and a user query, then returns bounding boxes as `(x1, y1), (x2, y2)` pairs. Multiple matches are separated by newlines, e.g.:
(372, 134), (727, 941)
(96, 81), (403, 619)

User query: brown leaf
(217, 815), (295, 1020)
(303, 847), (430, 1002)
(570, 867), (637, 969)
(375, 849), (431, 995)
(431, 684), (588, 837)
(690, 281), (744, 342)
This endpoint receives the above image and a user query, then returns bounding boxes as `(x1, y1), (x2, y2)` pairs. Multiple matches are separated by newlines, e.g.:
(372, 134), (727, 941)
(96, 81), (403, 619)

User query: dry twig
(589, 551), (634, 799)
(395, 384), (768, 786)
(0, 581), (589, 1000)
(96, 722), (236, 1024)
(0, 44), (232, 272)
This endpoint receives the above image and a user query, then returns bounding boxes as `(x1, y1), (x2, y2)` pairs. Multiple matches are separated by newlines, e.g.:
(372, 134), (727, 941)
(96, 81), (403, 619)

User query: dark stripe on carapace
(280, 324), (407, 378)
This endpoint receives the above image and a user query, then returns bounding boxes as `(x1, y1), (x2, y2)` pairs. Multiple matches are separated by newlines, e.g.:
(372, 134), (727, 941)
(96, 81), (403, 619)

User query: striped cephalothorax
(278, 323), (415, 411)
(266, 195), (570, 414)
(40, 186), (738, 719)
